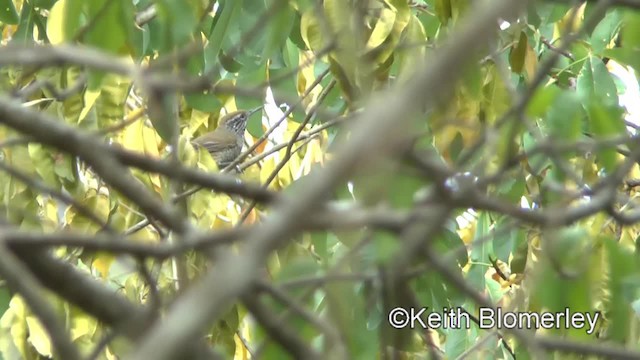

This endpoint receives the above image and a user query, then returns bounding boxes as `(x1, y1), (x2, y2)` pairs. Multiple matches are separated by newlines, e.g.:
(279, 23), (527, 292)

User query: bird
(191, 107), (261, 169)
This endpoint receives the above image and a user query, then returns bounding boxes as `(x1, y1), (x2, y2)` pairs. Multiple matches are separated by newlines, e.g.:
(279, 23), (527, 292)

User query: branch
(4, 205), (408, 257)
(0, 160), (110, 230)
(0, 44), (135, 75)
(0, 241), (80, 360)
(242, 293), (323, 360)
(537, 336), (640, 359)
(5, 227), (250, 259)
(0, 96), (190, 234)
(125, 0), (531, 358)
(9, 247), (149, 337)
(108, 145), (276, 203)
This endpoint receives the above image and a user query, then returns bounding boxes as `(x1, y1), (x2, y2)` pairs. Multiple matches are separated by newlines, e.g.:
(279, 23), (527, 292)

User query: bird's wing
(194, 139), (234, 154)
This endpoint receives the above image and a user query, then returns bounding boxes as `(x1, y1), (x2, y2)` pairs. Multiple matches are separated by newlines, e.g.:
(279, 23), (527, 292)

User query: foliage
(0, 0), (639, 359)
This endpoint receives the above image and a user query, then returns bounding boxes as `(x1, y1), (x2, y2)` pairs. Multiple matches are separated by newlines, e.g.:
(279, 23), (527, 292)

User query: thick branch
(0, 96), (189, 234)
(125, 0), (530, 359)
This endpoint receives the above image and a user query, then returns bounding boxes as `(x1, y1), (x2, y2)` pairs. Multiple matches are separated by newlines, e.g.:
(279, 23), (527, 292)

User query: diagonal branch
(0, 96), (190, 234)
(0, 240), (81, 360)
(125, 0), (531, 359)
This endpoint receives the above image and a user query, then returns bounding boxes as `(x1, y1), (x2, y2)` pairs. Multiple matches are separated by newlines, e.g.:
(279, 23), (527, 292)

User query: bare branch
(0, 240), (80, 360)
(125, 1), (531, 358)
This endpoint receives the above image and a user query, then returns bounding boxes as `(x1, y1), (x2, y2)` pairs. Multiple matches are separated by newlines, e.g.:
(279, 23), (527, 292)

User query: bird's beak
(248, 106), (263, 116)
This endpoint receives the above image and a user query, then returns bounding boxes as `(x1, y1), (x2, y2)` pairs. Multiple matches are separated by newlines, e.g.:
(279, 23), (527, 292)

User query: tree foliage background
(0, 0), (639, 359)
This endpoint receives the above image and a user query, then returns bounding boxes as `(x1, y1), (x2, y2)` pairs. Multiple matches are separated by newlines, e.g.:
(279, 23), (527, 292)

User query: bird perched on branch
(192, 107), (262, 169)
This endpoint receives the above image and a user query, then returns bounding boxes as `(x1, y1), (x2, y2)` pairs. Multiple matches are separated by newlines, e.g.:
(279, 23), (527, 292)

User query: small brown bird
(192, 107), (261, 169)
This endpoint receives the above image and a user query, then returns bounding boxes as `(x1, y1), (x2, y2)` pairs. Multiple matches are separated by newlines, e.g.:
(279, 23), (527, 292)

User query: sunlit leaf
(26, 316), (52, 357)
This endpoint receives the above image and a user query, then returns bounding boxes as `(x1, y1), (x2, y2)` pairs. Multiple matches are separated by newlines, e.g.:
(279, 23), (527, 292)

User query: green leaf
(604, 238), (639, 343)
(577, 56), (618, 108)
(509, 31), (527, 74)
(492, 217), (515, 263)
(603, 48), (640, 78)
(205, 0), (243, 72)
(531, 230), (594, 334)
(496, 174), (525, 203)
(434, 0), (451, 25)
(433, 225), (468, 267)
(218, 50), (243, 73)
(12, 1), (37, 44)
(85, 0), (130, 54)
(269, 67), (298, 110)
(185, 92), (222, 113)
(542, 2), (572, 24)
(236, 65), (266, 137)
(388, 173), (424, 208)
(185, 52), (222, 112)
(445, 324), (478, 358)
(155, 0), (199, 46)
(526, 85), (561, 118)
(590, 9), (622, 54)
(510, 231), (528, 274)
(0, 0), (19, 24)
(64, 0), (84, 40)
(546, 90), (583, 142)
(413, 273), (451, 311)
(373, 232), (400, 264)
(263, 1), (295, 61)
(624, 9), (640, 51)
(288, 12), (306, 50)
(398, 15), (427, 81)
(522, 131), (550, 175)
(585, 102), (625, 173)
(466, 213), (492, 292)
(147, 92), (179, 143)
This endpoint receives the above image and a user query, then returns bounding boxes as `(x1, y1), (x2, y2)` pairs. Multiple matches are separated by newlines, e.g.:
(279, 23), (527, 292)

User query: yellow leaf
(300, 11), (324, 53)
(178, 132), (200, 166)
(46, 1), (66, 45)
(42, 197), (59, 230)
(297, 51), (323, 109)
(190, 109), (212, 133)
(79, 88), (101, 123)
(369, 0), (411, 67)
(196, 147), (219, 172)
(482, 63), (511, 124)
(120, 115), (161, 156)
(120, 119), (163, 191)
(398, 15), (427, 81)
(26, 316), (52, 357)
(69, 311), (98, 341)
(435, 0), (452, 25)
(450, 0), (470, 23)
(93, 253), (115, 279)
(239, 162), (261, 183)
(64, 189), (109, 233)
(260, 157), (278, 189)
(366, 8), (396, 51)
(308, 139), (326, 166)
(2, 296), (29, 359)
(97, 73), (133, 129)
(129, 226), (159, 242)
(554, 3), (586, 40)
(524, 43), (538, 81)
(191, 191), (225, 218)
(457, 221), (475, 245)
(288, 152), (303, 180)
(509, 31), (527, 74)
